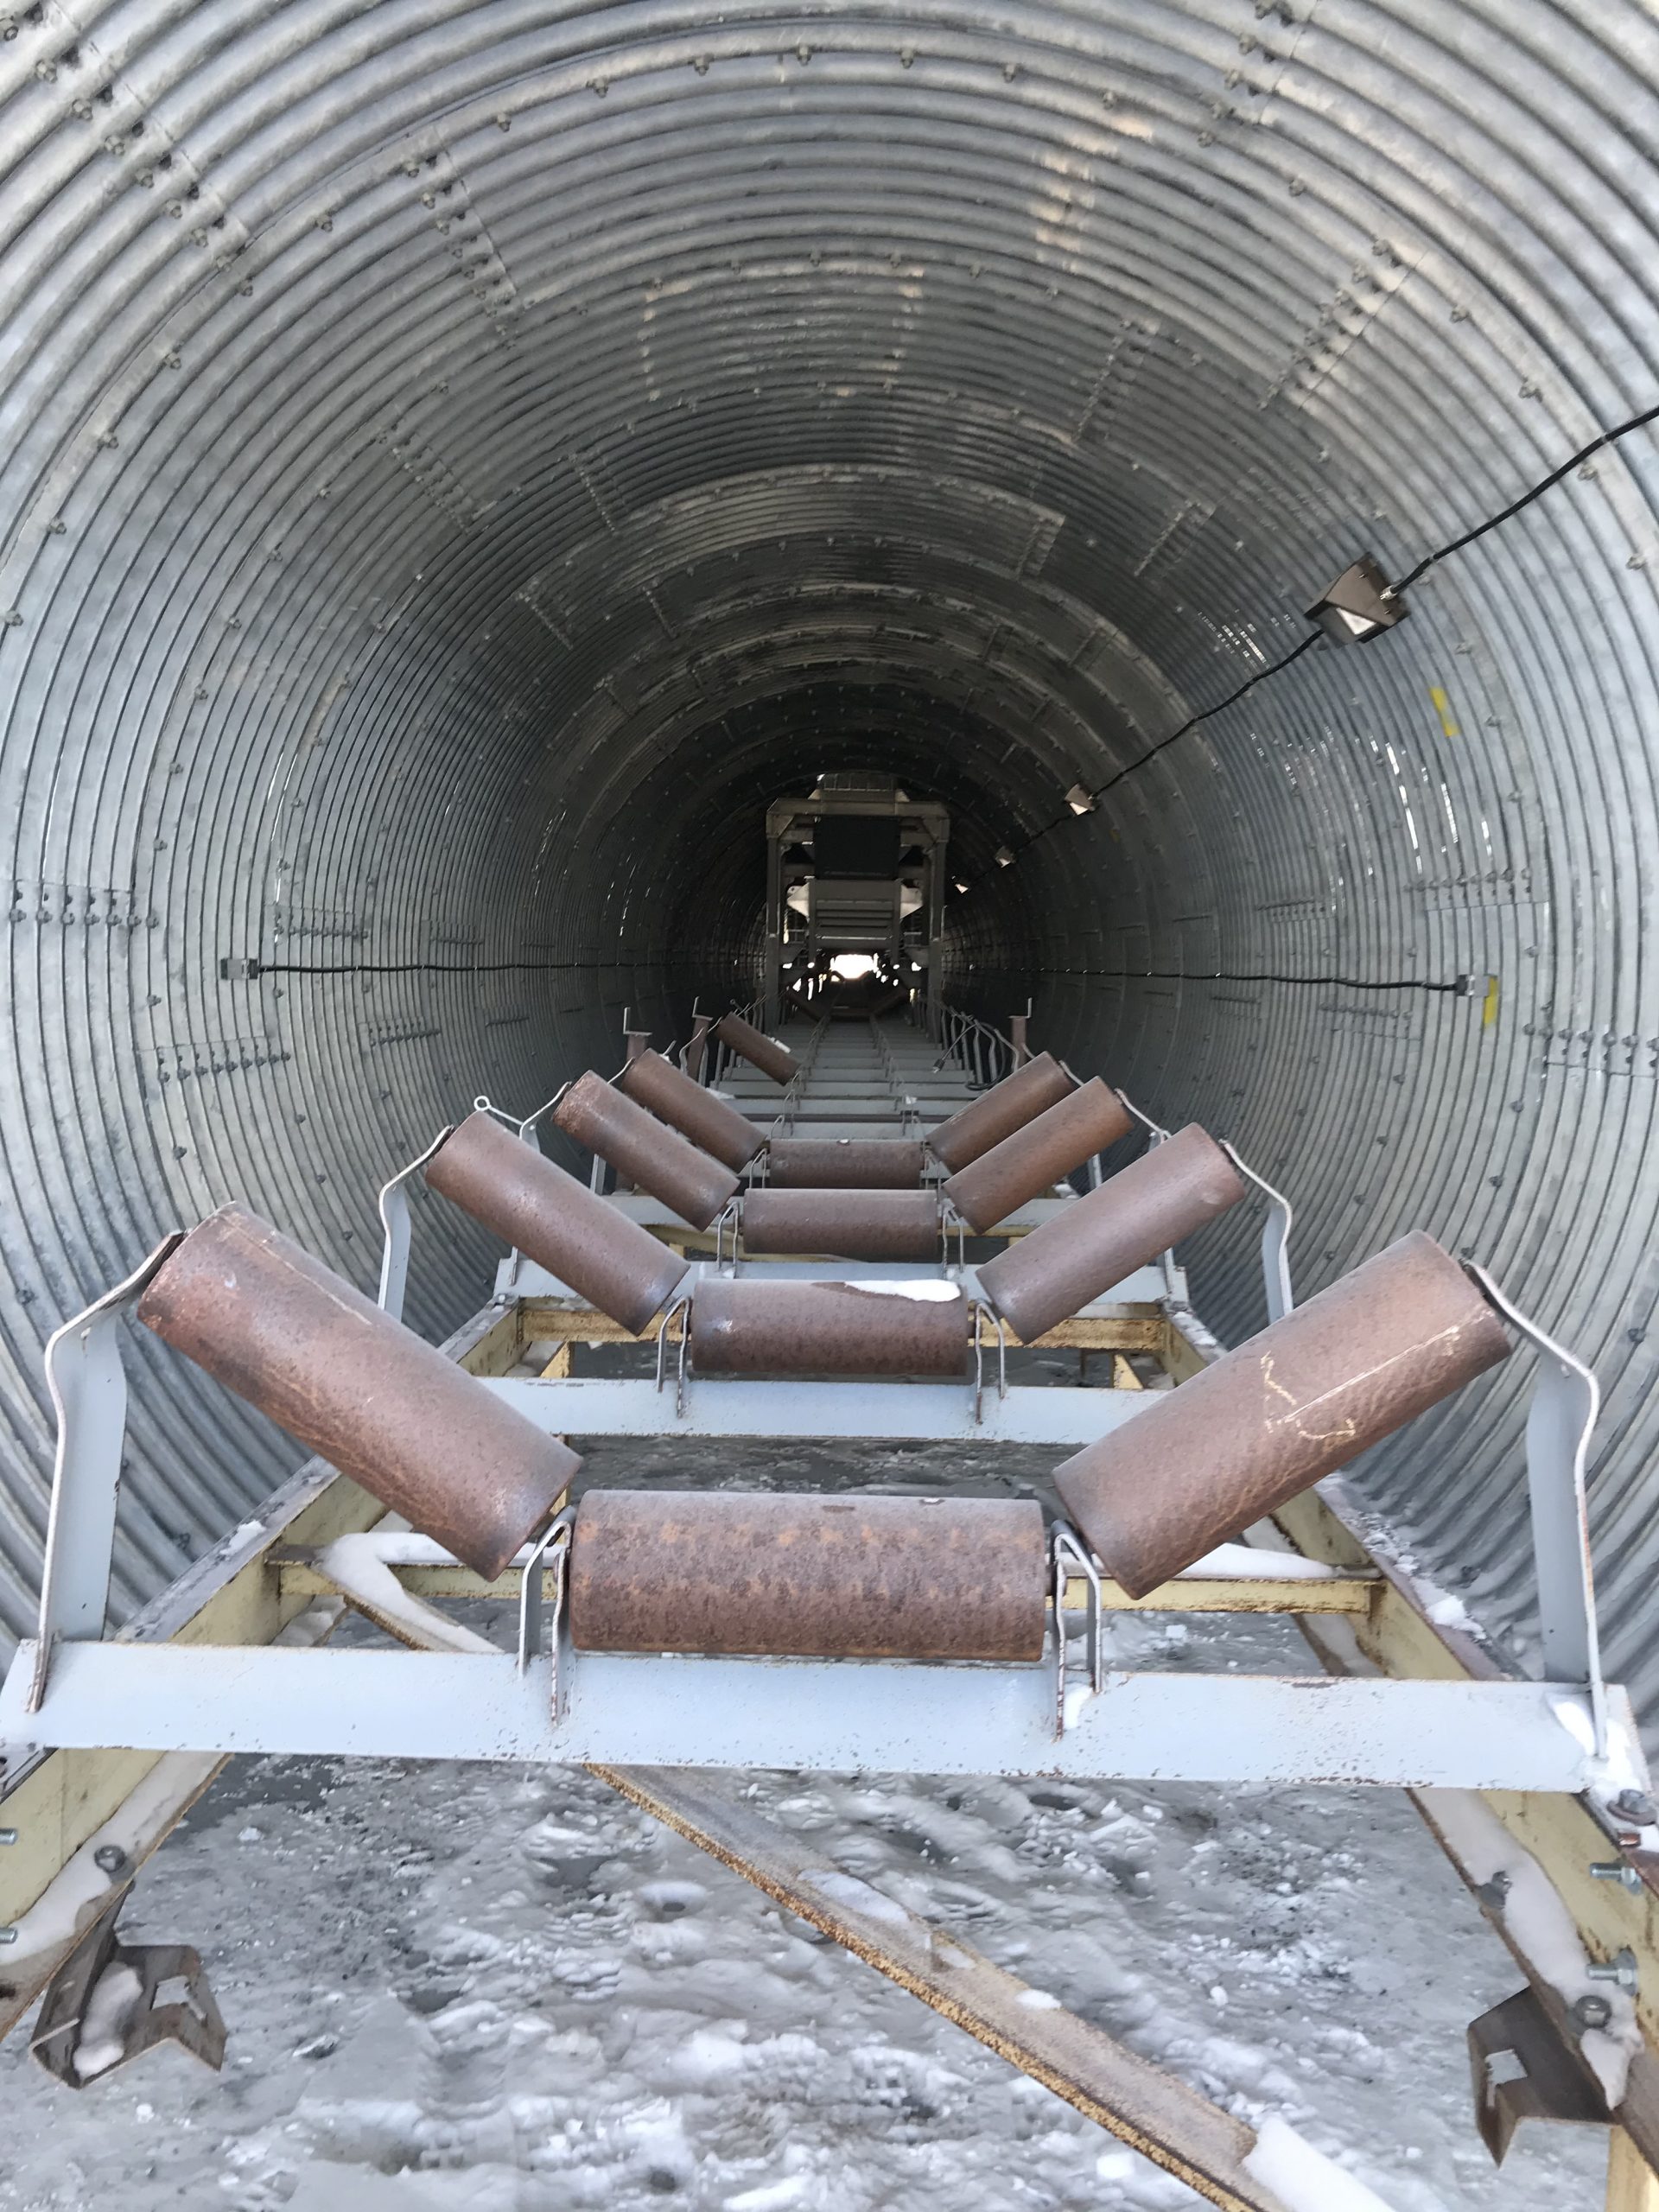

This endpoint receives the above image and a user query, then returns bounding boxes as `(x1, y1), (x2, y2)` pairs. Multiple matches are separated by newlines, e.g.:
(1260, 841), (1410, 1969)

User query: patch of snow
(315, 1535), (499, 1655)
(72, 1961), (143, 2080)
(800, 1868), (913, 1928)
(1243, 2113), (1400, 2210)
(1014, 1986), (1062, 2010)
(1178, 1542), (1344, 1582)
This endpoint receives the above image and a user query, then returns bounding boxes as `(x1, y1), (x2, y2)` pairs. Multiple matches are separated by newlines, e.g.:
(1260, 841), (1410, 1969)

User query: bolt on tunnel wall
(1, 1), (1658, 1737)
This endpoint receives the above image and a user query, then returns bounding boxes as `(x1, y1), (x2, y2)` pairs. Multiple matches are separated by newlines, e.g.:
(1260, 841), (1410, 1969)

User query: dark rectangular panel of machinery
(813, 813), (901, 878)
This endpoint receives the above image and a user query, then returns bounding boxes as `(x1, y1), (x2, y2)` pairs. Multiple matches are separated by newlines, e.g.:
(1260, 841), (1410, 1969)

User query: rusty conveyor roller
(569, 1489), (1046, 1660)
(1054, 1231), (1512, 1598)
(978, 1125), (1247, 1342)
(942, 1078), (1134, 1232)
(425, 1110), (690, 1333)
(136, 1206), (578, 1581)
(554, 1070), (741, 1229)
(766, 1137), (925, 1187)
(618, 1047), (766, 1172)
(713, 1013), (798, 1085)
(689, 1277), (971, 1376)
(741, 1187), (943, 1262)
(926, 1052), (1076, 1171)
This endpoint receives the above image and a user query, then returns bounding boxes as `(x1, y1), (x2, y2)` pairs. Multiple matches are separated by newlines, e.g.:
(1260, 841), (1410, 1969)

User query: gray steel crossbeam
(0, 1640), (1623, 1794)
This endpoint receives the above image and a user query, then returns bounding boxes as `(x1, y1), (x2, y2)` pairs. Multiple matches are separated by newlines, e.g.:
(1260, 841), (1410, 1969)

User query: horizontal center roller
(766, 1137), (925, 1187)
(689, 1276), (971, 1376)
(741, 1186), (944, 1262)
(569, 1488), (1046, 1662)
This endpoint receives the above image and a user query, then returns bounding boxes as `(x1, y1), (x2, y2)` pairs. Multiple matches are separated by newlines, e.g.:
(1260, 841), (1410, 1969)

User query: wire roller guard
(618, 1048), (765, 1173)
(978, 1125), (1249, 1343)
(942, 1079), (1135, 1233)
(553, 1070), (741, 1229)
(688, 1277), (972, 1377)
(424, 1111), (690, 1334)
(766, 1137), (925, 1188)
(741, 1188), (943, 1262)
(713, 1014), (799, 1086)
(135, 1207), (578, 1581)
(1053, 1232), (1513, 1599)
(567, 1489), (1047, 1661)
(925, 1052), (1077, 1172)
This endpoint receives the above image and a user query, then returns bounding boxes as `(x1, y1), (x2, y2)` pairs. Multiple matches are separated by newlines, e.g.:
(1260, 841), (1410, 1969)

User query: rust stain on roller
(136, 1205), (578, 1581)
(926, 1052), (1076, 1172)
(714, 1013), (798, 1086)
(978, 1125), (1246, 1342)
(1054, 1231), (1512, 1598)
(766, 1137), (925, 1187)
(742, 1187), (943, 1262)
(943, 1078), (1134, 1232)
(690, 1277), (971, 1376)
(569, 1489), (1047, 1660)
(426, 1111), (688, 1333)
(554, 1070), (741, 1229)
(619, 1046), (766, 1172)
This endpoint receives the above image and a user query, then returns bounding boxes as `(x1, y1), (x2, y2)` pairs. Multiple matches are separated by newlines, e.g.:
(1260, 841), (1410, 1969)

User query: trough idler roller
(713, 1013), (798, 1086)
(977, 1125), (1247, 1343)
(690, 1278), (971, 1376)
(1054, 1231), (1512, 1599)
(942, 1078), (1135, 1233)
(569, 1489), (1046, 1661)
(136, 1205), (577, 1582)
(766, 1137), (925, 1188)
(926, 1052), (1076, 1172)
(741, 1188), (942, 1262)
(425, 1111), (688, 1335)
(617, 1047), (765, 1173)
(553, 1071), (741, 1230)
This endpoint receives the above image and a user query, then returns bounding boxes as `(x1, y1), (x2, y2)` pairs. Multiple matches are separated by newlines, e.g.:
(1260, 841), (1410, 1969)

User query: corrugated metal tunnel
(2, 1), (1657, 1730)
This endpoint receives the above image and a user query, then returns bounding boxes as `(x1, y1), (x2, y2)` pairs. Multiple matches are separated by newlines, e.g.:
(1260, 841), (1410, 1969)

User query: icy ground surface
(0, 1421), (1614, 2211)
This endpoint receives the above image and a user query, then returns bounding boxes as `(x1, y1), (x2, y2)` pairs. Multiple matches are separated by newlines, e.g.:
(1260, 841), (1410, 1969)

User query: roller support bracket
(1465, 1262), (1610, 1760)
(30, 1235), (186, 1712)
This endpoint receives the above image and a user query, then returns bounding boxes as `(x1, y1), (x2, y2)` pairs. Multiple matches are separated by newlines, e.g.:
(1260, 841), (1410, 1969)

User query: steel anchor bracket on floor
(29, 1880), (226, 2088)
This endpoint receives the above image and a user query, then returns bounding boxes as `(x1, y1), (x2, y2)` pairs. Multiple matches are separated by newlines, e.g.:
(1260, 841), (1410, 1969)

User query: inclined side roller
(1054, 1231), (1511, 1597)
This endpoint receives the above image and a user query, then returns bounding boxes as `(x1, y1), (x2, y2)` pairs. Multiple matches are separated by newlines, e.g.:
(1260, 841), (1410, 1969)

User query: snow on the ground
(0, 1416), (1614, 2210)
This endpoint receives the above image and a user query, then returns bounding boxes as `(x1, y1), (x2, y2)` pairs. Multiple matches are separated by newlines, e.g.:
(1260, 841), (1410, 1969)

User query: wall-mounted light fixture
(953, 877), (969, 893)
(1306, 555), (1408, 644)
(995, 847), (1014, 868)
(1065, 785), (1097, 815)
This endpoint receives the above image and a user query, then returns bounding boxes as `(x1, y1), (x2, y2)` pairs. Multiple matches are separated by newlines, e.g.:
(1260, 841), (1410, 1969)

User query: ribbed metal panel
(0, 0), (1656, 1732)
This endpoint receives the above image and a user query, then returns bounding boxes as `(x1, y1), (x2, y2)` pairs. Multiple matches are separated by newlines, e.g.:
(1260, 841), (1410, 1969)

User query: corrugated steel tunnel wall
(3, 1), (1658, 1725)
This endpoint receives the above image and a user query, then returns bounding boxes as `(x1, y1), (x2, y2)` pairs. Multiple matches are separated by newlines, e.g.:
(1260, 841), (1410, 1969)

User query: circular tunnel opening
(1, 2), (1657, 1748)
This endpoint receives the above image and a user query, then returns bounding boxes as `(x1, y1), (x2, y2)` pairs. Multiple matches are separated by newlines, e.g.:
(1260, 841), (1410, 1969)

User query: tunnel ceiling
(3, 0), (1659, 1723)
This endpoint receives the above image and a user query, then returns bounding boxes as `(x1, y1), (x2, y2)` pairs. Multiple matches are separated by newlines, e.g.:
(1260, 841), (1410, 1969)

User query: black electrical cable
(967, 391), (1659, 886)
(1394, 392), (1659, 590)
(1051, 966), (1473, 995)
